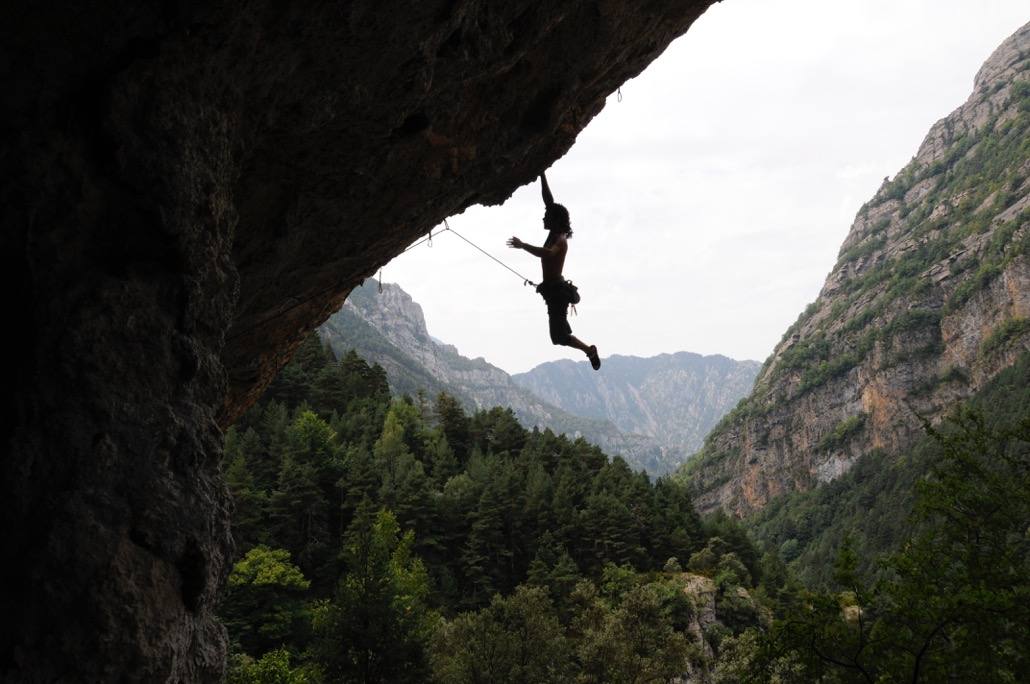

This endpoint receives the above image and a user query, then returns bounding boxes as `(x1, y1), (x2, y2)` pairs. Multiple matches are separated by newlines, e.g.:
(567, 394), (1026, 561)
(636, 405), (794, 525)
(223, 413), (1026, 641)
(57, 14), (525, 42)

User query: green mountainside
(750, 349), (1028, 586)
(320, 301), (452, 400)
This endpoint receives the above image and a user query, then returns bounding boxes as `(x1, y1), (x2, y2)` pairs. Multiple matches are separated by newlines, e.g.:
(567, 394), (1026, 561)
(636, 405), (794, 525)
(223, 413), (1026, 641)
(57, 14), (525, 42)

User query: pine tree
(379, 451), (436, 555)
(223, 449), (268, 552)
(341, 444), (380, 523)
(650, 478), (704, 568)
(433, 392), (470, 464)
(254, 402), (291, 491)
(461, 458), (526, 604)
(277, 410), (343, 585)
(551, 465), (587, 566)
(527, 531), (582, 614)
(269, 452), (331, 584)
(461, 483), (508, 605)
(522, 463), (554, 549)
(471, 407), (526, 457)
(435, 472), (479, 606)
(312, 362), (352, 416)
(425, 430), (459, 488)
(292, 332), (334, 376)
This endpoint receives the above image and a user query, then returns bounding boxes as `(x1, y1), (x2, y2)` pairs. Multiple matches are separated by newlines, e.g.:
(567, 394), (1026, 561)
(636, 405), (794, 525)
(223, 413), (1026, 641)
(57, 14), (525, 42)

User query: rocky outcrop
(2, 1), (714, 680)
(684, 23), (1030, 516)
(681, 574), (719, 665)
(513, 353), (760, 455)
(321, 281), (688, 474)
(331, 281), (525, 409)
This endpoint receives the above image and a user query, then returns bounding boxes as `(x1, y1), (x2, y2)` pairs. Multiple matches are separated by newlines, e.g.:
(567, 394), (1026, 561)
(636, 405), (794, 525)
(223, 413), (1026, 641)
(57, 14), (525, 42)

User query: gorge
(4, 2), (1028, 680)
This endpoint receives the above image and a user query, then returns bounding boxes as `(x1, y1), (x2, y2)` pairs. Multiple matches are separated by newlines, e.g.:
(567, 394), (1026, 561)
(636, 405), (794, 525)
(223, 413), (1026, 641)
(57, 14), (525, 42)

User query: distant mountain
(512, 353), (760, 456)
(319, 281), (686, 474)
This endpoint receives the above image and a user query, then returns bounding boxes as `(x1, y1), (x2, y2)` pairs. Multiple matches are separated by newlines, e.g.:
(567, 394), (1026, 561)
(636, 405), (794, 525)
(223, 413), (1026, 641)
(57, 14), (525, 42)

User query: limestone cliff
(684, 23), (1030, 516)
(1, 1), (714, 680)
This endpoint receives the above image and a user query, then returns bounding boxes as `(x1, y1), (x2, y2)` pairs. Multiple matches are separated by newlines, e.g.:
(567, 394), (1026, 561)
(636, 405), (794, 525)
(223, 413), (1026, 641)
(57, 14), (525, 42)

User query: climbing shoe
(587, 346), (601, 371)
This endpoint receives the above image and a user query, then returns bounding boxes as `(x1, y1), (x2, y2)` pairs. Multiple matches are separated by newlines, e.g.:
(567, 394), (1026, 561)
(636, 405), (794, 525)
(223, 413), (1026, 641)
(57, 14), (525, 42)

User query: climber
(507, 173), (601, 370)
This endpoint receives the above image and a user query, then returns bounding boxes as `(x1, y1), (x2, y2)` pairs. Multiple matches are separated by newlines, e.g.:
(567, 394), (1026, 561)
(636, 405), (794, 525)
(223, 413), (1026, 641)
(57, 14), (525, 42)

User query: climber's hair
(545, 203), (572, 237)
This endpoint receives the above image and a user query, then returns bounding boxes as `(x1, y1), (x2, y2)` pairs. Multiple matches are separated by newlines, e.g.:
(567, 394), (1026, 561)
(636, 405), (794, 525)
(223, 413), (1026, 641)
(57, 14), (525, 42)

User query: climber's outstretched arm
(540, 172), (554, 207)
(507, 236), (560, 258)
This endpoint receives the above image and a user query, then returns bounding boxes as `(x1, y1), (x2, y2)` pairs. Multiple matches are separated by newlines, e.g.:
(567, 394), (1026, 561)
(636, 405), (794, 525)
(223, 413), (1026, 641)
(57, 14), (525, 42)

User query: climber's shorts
(537, 280), (573, 345)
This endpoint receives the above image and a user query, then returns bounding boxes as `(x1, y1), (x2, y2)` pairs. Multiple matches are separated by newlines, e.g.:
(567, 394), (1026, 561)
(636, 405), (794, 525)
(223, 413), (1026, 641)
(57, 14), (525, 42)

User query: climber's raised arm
(510, 171), (600, 370)
(540, 172), (555, 207)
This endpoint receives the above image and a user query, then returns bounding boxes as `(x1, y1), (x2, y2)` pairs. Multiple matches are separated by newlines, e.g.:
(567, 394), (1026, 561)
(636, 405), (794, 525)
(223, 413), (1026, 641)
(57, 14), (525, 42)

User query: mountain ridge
(320, 280), (758, 475)
(513, 351), (760, 456)
(320, 281), (687, 474)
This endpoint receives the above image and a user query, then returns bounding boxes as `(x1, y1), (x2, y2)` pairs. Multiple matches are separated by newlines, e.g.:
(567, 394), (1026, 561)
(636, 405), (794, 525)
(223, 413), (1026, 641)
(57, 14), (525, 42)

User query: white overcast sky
(385, 0), (1028, 375)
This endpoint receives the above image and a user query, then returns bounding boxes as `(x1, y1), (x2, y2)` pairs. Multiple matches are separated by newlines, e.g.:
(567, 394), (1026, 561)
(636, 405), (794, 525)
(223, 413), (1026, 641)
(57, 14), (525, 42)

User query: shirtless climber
(507, 173), (602, 370)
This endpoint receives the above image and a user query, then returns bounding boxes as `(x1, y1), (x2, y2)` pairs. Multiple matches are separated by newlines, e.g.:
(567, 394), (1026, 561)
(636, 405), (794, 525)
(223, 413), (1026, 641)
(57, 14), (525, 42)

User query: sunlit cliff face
(686, 22), (1030, 517)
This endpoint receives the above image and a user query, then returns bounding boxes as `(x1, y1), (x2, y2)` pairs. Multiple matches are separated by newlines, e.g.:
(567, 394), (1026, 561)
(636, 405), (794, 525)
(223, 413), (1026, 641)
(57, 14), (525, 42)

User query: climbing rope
(443, 220), (537, 287)
(393, 219), (537, 288)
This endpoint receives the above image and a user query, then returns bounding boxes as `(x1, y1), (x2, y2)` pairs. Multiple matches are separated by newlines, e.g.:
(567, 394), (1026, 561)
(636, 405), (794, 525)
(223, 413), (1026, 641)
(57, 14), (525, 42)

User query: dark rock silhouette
(1, 1), (714, 680)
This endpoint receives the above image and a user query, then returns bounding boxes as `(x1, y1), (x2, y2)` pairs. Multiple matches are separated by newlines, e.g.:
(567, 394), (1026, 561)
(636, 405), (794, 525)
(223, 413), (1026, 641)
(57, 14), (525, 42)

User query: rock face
(513, 353), (760, 455)
(321, 280), (688, 475)
(681, 574), (719, 668)
(684, 23), (1030, 516)
(2, 1), (714, 680)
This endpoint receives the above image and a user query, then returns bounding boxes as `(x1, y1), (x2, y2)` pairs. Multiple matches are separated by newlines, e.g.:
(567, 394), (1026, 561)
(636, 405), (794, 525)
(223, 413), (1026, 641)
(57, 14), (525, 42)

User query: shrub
(799, 353), (859, 393)
(818, 415), (866, 452)
(946, 262), (1003, 312)
(980, 317), (1030, 357)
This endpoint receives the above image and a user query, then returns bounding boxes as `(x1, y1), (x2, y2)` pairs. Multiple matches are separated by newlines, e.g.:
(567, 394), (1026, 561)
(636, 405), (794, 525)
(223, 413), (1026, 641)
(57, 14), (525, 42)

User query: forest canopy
(221, 335), (1029, 683)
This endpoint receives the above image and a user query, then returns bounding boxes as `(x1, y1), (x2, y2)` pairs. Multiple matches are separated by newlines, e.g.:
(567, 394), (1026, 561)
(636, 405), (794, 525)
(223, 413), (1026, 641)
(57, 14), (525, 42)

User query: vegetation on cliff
(681, 66), (1030, 586)
(681, 41), (1030, 517)
(718, 385), (1030, 683)
(749, 350), (1029, 585)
